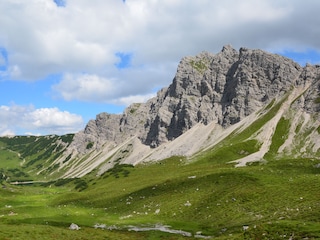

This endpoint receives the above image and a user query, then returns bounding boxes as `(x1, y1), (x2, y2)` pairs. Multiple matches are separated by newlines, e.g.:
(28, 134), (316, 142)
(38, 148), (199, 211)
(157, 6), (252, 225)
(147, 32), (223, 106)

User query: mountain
(1, 45), (320, 239)
(1, 45), (320, 180)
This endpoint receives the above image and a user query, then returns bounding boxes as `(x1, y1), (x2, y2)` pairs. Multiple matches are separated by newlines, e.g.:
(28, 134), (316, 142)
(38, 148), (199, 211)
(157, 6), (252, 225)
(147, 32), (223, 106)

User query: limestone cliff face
(69, 45), (319, 153)
(294, 64), (320, 114)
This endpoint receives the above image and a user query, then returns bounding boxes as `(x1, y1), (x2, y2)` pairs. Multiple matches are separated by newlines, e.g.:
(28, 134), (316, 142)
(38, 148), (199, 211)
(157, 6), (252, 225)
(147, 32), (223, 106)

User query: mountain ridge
(47, 45), (319, 178)
(2, 45), (320, 179)
(71, 45), (304, 149)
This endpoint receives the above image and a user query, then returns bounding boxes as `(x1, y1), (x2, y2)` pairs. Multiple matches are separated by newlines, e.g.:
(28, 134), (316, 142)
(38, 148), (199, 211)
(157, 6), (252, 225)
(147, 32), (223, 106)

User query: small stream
(126, 224), (212, 239)
(127, 224), (192, 237)
(92, 223), (212, 238)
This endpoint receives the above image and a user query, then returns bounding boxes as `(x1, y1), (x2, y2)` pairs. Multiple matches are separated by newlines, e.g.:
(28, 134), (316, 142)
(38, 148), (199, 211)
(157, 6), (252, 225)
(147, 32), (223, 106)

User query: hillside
(0, 46), (320, 239)
(1, 145), (320, 239)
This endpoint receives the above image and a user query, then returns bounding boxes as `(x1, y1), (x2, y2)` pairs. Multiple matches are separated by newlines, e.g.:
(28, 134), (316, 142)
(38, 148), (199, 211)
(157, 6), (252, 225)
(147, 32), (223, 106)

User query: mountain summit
(49, 45), (320, 178)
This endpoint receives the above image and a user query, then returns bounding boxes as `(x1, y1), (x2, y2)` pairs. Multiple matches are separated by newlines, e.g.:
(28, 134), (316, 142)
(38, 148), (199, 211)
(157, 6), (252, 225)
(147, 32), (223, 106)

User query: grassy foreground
(0, 155), (320, 239)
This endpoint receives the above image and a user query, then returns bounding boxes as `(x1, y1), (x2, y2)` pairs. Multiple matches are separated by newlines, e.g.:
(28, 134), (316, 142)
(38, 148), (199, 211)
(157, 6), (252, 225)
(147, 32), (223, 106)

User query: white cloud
(0, 129), (15, 137)
(0, 104), (84, 136)
(52, 62), (175, 105)
(1, 0), (320, 100)
(52, 73), (116, 102)
(113, 93), (156, 106)
(8, 65), (21, 78)
(26, 107), (83, 129)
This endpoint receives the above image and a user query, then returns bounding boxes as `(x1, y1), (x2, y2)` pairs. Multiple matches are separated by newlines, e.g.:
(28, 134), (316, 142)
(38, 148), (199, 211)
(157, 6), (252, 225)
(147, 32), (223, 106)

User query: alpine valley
(0, 46), (319, 239)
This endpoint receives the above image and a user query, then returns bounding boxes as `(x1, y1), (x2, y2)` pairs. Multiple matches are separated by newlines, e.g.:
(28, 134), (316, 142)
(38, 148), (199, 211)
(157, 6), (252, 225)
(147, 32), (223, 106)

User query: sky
(1, 0), (320, 136)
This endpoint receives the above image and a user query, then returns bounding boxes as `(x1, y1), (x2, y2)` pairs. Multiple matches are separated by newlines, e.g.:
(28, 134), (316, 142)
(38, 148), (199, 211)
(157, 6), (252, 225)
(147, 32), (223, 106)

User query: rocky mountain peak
(69, 46), (319, 154)
(221, 44), (238, 56)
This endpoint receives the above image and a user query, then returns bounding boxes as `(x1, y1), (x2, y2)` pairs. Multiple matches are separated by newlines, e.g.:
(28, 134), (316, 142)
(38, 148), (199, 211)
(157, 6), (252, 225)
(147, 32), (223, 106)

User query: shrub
(86, 142), (94, 149)
(74, 179), (88, 191)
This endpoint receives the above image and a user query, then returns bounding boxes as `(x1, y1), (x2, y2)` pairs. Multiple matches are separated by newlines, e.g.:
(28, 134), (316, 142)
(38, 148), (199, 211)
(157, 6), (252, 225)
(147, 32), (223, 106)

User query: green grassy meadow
(0, 155), (320, 239)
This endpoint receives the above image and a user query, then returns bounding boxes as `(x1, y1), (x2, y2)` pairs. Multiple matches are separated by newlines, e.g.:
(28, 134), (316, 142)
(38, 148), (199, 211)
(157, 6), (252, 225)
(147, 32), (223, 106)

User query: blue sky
(1, 0), (320, 136)
(53, 0), (66, 7)
(279, 50), (320, 66)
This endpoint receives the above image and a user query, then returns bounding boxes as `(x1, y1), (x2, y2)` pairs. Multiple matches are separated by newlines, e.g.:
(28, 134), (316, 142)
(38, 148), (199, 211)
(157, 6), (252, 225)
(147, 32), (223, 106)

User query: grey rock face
(296, 64), (320, 115)
(72, 113), (122, 153)
(70, 45), (320, 152)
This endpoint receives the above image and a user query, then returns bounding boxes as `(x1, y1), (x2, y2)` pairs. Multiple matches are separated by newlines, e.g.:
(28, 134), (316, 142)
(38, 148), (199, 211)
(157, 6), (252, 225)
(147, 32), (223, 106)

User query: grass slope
(1, 155), (320, 239)
(0, 134), (74, 181)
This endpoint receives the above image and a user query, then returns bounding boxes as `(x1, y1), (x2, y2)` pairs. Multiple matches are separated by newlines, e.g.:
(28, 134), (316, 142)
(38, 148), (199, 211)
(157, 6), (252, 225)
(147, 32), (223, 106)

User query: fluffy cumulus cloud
(113, 93), (157, 106)
(0, 104), (83, 136)
(52, 62), (174, 105)
(1, 0), (320, 103)
(52, 73), (116, 102)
